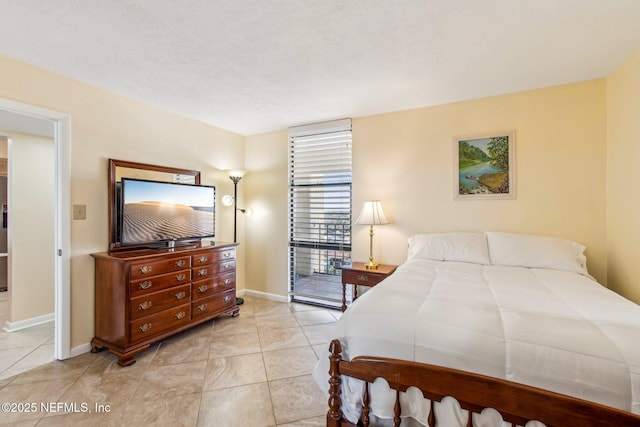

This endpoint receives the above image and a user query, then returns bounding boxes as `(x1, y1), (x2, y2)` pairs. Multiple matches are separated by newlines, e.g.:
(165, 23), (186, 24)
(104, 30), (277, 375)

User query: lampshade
(226, 169), (246, 179)
(221, 194), (234, 207)
(355, 200), (389, 226)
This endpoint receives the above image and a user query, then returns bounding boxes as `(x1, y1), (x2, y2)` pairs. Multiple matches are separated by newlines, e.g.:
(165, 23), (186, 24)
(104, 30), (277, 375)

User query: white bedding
(313, 259), (640, 426)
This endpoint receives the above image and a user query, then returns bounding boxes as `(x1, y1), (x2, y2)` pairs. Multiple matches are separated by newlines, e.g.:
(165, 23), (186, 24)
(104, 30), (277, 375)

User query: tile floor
(0, 291), (56, 380)
(0, 295), (339, 426)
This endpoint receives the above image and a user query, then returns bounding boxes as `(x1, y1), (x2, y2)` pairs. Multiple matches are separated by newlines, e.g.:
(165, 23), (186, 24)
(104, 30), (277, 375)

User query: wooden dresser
(91, 242), (239, 366)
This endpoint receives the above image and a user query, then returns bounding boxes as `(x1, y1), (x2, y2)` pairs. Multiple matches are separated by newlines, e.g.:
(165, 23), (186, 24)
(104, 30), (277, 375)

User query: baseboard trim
(242, 289), (289, 303)
(70, 342), (92, 358)
(3, 312), (54, 332)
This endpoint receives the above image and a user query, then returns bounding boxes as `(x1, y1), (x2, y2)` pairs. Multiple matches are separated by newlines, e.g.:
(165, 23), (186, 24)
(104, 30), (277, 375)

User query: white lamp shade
(226, 169), (246, 179)
(355, 200), (389, 225)
(221, 194), (234, 207)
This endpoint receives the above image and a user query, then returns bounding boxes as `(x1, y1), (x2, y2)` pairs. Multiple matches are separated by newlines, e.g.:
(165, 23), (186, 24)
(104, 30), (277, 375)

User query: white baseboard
(3, 312), (54, 332)
(70, 342), (92, 358)
(242, 289), (289, 303)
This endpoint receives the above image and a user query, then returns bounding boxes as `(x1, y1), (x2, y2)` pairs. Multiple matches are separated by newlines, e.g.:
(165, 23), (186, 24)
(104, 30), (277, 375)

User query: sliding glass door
(288, 119), (352, 308)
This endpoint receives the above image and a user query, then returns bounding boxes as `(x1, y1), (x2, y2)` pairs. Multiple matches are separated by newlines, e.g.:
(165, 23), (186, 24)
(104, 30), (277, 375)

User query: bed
(312, 232), (640, 426)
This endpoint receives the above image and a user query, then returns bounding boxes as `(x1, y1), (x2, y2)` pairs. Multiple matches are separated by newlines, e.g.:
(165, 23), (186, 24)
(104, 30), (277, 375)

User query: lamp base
(364, 261), (379, 270)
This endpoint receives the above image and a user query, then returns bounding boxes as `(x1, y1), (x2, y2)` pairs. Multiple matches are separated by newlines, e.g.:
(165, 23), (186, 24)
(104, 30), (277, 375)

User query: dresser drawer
(192, 248), (235, 267)
(129, 269), (191, 298)
(130, 303), (191, 343)
(192, 252), (214, 267)
(192, 265), (213, 280)
(129, 256), (192, 280)
(191, 289), (235, 321)
(130, 284), (191, 320)
(212, 260), (236, 275)
(192, 272), (235, 301)
(192, 261), (235, 280)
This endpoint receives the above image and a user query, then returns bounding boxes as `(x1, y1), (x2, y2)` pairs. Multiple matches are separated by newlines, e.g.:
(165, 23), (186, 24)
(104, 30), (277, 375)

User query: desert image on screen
(122, 201), (214, 244)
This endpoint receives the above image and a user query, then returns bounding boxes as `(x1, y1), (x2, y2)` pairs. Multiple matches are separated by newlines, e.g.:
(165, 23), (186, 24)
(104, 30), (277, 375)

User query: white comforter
(313, 259), (640, 425)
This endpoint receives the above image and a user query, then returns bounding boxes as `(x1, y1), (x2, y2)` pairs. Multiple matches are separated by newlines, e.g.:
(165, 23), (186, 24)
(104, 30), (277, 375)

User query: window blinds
(288, 119), (352, 251)
(288, 119), (352, 306)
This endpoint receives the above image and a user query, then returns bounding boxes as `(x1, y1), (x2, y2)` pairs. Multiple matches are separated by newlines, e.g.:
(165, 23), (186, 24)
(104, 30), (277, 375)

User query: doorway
(0, 99), (71, 363)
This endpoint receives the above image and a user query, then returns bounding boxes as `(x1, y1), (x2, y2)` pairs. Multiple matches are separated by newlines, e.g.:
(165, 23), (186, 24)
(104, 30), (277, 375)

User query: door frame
(0, 98), (71, 360)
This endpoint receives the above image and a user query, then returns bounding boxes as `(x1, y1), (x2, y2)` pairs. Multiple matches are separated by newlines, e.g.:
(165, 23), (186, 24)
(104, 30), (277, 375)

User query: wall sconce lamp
(222, 194), (253, 215)
(355, 200), (389, 270)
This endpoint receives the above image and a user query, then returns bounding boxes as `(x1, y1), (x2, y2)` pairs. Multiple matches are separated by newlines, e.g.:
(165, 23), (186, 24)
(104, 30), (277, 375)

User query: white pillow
(407, 232), (490, 265)
(486, 232), (588, 275)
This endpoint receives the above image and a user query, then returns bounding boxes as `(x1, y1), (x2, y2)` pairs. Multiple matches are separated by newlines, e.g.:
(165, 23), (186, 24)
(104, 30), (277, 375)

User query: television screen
(120, 178), (215, 246)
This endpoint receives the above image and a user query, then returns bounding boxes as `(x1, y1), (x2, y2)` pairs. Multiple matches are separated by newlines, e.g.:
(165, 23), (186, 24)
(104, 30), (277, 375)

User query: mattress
(313, 258), (640, 426)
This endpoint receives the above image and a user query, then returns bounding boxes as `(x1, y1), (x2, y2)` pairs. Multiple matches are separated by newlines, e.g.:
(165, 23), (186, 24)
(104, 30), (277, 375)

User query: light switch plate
(73, 204), (86, 220)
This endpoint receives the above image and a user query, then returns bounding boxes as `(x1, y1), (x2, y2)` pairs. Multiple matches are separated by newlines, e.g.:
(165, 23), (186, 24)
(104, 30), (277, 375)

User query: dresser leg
(90, 344), (106, 353)
(90, 338), (106, 353)
(117, 355), (137, 367)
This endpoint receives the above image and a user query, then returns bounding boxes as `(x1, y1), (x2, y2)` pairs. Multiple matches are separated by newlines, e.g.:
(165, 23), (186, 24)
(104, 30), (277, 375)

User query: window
(288, 119), (352, 307)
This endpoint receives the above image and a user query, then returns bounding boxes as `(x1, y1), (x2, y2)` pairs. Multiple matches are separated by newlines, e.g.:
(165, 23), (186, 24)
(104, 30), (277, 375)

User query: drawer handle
(139, 265), (152, 274)
(223, 279), (231, 285)
(175, 260), (186, 268)
(223, 252), (231, 258)
(198, 256), (208, 263)
(138, 281), (152, 290)
(174, 311), (186, 320)
(357, 274), (368, 282)
(224, 295), (232, 303)
(139, 323), (152, 333)
(223, 264), (231, 270)
(197, 303), (207, 312)
(175, 273), (186, 281)
(198, 268), (208, 276)
(198, 285), (208, 293)
(175, 291), (186, 300)
(139, 301), (153, 310)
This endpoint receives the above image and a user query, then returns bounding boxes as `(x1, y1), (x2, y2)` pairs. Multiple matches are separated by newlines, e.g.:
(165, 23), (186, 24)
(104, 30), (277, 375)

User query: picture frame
(453, 130), (515, 200)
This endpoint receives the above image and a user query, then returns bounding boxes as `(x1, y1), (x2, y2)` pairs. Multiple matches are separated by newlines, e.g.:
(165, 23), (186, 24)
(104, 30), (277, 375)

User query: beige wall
(245, 80), (608, 297)
(606, 50), (640, 304)
(0, 55), (245, 348)
(244, 131), (289, 296)
(2, 131), (55, 322)
(353, 80), (607, 280)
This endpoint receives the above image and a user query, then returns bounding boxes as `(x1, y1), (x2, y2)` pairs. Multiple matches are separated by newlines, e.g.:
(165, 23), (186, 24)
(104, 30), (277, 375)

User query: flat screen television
(120, 178), (215, 247)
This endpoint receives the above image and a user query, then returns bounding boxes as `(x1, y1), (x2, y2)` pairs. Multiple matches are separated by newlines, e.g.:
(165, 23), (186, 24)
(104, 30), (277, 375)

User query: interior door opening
(0, 99), (71, 367)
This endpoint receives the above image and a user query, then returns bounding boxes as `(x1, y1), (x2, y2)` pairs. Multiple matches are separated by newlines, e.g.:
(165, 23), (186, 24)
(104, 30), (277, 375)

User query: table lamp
(355, 200), (389, 269)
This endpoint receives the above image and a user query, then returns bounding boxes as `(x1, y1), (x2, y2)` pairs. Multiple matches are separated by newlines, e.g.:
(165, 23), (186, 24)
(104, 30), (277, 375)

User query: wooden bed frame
(326, 339), (640, 427)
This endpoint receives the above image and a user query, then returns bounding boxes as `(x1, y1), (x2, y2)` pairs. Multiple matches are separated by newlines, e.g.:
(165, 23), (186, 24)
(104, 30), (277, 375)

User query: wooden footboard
(326, 339), (640, 427)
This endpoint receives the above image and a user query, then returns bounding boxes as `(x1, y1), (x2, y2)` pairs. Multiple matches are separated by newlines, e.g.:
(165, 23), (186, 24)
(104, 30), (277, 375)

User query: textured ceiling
(1, 1), (640, 136)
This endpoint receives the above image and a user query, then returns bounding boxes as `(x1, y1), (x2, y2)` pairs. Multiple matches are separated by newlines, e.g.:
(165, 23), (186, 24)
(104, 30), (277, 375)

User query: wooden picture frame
(453, 130), (515, 200)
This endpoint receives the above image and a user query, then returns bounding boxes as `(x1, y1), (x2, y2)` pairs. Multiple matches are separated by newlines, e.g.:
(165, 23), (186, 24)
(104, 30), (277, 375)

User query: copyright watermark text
(1, 402), (111, 414)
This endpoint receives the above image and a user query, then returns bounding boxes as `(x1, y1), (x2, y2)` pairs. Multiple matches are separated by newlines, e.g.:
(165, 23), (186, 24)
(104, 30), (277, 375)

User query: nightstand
(340, 262), (397, 311)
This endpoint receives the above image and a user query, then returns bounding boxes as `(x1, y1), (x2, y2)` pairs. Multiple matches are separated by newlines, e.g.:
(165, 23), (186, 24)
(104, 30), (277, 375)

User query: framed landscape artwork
(453, 130), (515, 200)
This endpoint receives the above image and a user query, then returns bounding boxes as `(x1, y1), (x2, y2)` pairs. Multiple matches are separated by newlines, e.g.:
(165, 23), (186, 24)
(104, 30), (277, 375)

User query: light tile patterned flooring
(0, 291), (56, 380)
(0, 295), (340, 426)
